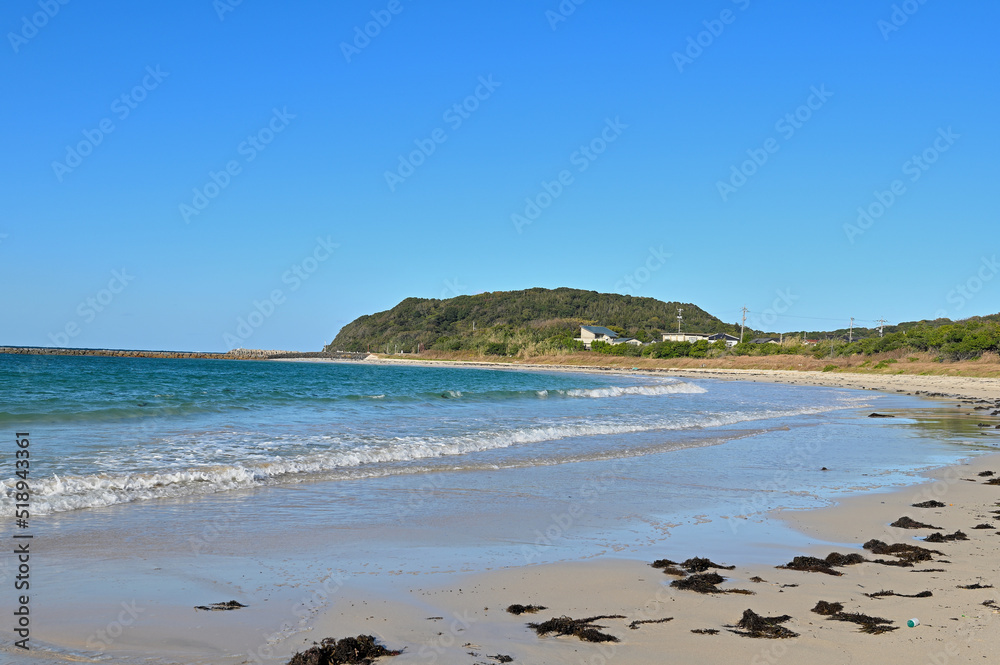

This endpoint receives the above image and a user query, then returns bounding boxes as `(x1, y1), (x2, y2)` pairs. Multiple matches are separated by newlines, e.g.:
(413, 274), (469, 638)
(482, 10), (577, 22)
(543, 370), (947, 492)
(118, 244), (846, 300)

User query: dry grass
(408, 350), (1000, 378)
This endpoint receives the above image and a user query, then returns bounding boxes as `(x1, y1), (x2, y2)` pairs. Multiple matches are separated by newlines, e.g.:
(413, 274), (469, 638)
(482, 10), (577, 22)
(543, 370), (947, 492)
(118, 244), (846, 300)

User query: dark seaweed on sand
(863, 539), (942, 564)
(864, 590), (932, 599)
(979, 471), (996, 477)
(985, 478), (1000, 485)
(691, 628), (720, 635)
(924, 531), (968, 543)
(679, 557), (735, 572)
(528, 615), (625, 643)
(506, 604), (546, 615)
(194, 600), (247, 611)
(811, 601), (844, 616)
(286, 635), (402, 665)
(670, 572), (753, 595)
(911, 568), (947, 573)
(890, 516), (941, 530)
(779, 556), (843, 576)
(827, 613), (898, 634)
(652, 556), (733, 575)
(957, 583), (994, 589)
(727, 609), (798, 639)
(972, 523), (996, 529)
(627, 617), (673, 630)
(778, 552), (865, 576)
(912, 500), (946, 508)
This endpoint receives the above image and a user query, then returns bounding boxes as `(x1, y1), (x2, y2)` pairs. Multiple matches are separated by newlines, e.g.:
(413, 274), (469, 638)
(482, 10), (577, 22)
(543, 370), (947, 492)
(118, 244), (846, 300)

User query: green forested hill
(325, 287), (738, 354)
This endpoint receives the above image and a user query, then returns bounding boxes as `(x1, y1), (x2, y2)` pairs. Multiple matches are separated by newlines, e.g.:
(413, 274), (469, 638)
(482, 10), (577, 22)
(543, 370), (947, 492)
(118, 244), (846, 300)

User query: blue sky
(2, 0), (997, 351)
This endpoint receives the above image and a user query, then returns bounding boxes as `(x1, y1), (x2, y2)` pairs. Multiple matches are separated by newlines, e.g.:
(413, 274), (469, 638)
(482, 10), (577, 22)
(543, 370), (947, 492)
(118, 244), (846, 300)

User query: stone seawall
(0, 347), (369, 361)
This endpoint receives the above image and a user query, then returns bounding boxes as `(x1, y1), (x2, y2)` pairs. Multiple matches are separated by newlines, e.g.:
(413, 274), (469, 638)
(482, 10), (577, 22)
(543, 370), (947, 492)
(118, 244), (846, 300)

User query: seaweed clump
(972, 523), (996, 529)
(691, 628), (719, 635)
(286, 635), (402, 665)
(811, 601), (843, 616)
(827, 613), (898, 634)
(194, 600), (247, 611)
(979, 471), (996, 477)
(864, 539), (941, 565)
(652, 556), (734, 576)
(957, 583), (994, 590)
(985, 478), (1000, 486)
(864, 590), (932, 599)
(912, 500), (946, 508)
(924, 531), (968, 543)
(528, 615), (625, 643)
(728, 609), (798, 639)
(778, 552), (865, 576)
(627, 617), (673, 630)
(506, 604), (546, 615)
(890, 516), (941, 530)
(670, 572), (753, 595)
(679, 557), (735, 572)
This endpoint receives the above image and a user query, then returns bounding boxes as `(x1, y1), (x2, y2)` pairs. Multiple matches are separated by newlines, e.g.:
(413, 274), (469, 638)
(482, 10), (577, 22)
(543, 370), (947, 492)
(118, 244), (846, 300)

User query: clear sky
(2, 1), (997, 351)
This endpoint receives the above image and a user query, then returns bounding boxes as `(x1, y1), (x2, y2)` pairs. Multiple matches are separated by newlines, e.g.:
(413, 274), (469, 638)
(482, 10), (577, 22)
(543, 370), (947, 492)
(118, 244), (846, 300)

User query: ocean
(1, 354), (996, 664)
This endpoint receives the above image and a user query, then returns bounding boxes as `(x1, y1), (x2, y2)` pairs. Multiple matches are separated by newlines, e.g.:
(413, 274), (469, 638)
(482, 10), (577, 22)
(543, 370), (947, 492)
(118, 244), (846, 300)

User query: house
(576, 325), (620, 349)
(707, 333), (739, 348)
(662, 332), (712, 343)
(611, 337), (643, 347)
(750, 338), (779, 344)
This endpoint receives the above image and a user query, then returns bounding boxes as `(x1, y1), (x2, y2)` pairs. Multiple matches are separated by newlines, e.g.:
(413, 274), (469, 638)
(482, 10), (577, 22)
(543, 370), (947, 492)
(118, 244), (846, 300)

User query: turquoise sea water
(0, 354), (995, 523)
(2, 354), (999, 664)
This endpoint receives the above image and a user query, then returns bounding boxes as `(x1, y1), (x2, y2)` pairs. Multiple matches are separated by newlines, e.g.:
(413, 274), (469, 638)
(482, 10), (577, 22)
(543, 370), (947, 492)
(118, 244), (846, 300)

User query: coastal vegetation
(326, 288), (1000, 372)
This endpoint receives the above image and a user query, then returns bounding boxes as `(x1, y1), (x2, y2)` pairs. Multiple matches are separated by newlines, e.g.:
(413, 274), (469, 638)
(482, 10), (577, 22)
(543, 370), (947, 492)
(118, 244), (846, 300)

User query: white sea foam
(0, 401), (840, 517)
(562, 382), (706, 398)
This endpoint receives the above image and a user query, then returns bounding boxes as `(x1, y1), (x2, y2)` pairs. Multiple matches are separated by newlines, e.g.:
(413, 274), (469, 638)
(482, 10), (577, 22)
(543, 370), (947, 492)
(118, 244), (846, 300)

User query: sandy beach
(287, 454), (998, 665)
(253, 363), (1000, 665)
(7, 362), (1000, 665)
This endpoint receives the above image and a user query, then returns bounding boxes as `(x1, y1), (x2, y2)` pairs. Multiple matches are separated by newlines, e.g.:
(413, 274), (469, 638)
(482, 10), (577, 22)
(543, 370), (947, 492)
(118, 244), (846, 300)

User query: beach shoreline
(4, 365), (999, 664)
(278, 455), (1000, 665)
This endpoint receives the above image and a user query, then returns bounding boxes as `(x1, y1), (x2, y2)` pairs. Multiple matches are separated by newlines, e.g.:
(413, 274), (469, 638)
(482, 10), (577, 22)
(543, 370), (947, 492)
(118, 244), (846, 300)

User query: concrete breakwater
(0, 347), (368, 361)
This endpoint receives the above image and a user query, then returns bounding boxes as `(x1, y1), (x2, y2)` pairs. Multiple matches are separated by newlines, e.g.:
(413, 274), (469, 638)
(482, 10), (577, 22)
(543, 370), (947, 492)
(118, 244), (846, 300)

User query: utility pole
(740, 306), (748, 343)
(677, 308), (683, 334)
(877, 318), (886, 337)
(849, 317), (854, 343)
